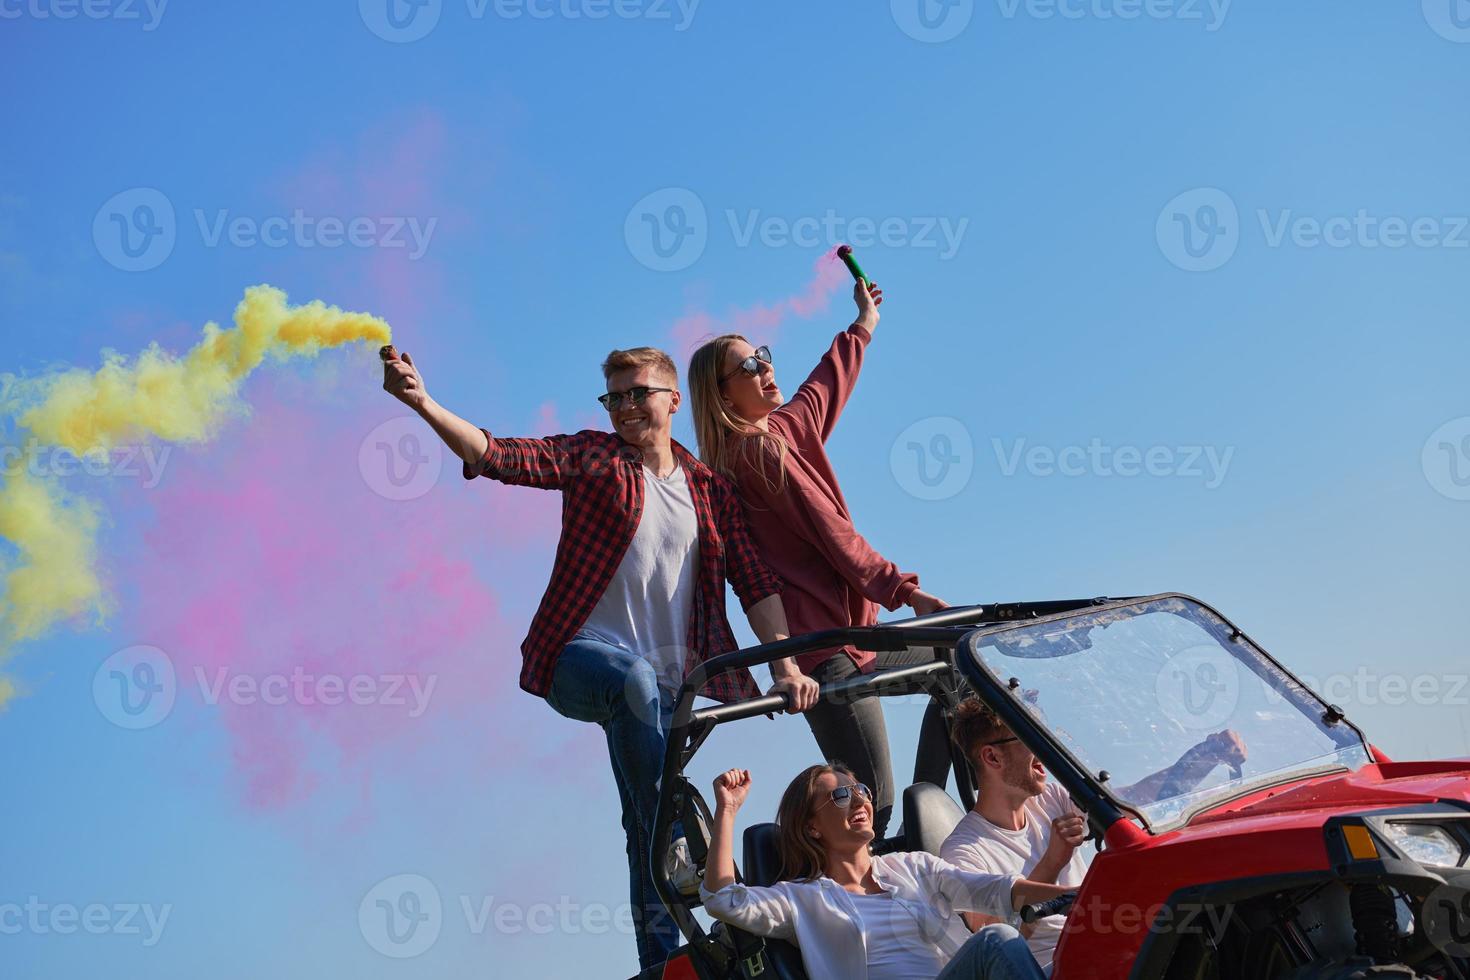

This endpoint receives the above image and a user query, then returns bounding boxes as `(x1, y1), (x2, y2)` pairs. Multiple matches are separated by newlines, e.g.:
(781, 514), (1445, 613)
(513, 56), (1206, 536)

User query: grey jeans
(803, 646), (948, 838)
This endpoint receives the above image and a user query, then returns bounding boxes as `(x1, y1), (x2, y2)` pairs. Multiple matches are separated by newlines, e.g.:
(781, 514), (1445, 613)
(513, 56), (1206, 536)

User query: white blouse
(700, 851), (1022, 980)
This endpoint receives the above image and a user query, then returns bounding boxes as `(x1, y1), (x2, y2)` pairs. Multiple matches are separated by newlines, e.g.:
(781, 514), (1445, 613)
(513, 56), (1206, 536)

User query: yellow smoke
(0, 285), (390, 707)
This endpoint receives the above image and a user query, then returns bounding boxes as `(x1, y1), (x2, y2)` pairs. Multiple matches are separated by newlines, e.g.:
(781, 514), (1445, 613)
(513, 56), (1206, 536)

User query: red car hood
(1187, 759), (1470, 827)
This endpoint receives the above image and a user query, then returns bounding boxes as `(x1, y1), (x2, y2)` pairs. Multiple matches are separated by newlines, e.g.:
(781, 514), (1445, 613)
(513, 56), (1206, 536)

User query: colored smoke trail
(0, 285), (390, 707)
(668, 247), (849, 359)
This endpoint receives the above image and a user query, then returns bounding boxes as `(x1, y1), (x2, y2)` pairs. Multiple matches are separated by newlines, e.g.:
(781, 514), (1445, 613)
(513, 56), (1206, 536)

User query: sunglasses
(719, 345), (773, 384)
(815, 781), (873, 812)
(982, 737), (1020, 749)
(597, 385), (674, 411)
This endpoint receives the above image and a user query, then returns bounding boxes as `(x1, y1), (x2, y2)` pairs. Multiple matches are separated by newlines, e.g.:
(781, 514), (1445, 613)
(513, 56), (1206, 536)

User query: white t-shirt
(847, 892), (947, 980)
(939, 781), (1092, 970)
(579, 462), (699, 690)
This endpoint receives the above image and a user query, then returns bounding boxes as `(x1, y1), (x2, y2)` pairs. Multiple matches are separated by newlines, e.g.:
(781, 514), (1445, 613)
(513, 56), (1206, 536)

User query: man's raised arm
(381, 346), (488, 466)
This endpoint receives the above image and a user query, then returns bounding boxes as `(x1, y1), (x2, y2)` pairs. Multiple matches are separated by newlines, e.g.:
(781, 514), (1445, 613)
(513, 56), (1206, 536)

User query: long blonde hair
(687, 334), (790, 494)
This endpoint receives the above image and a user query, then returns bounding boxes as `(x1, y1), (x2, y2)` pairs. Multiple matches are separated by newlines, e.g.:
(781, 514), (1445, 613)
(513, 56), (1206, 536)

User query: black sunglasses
(719, 345), (772, 384)
(597, 386), (674, 411)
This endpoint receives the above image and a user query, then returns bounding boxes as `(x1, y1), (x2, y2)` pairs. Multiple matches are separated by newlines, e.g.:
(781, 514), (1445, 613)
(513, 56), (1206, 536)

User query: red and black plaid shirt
(463, 428), (776, 703)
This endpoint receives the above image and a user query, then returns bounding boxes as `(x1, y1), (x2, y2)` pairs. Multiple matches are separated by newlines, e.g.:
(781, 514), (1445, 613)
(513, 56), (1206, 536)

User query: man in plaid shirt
(383, 343), (819, 971)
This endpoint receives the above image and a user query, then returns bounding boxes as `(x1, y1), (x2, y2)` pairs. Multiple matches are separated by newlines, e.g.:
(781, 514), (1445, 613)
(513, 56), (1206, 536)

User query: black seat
(902, 782), (966, 857)
(736, 822), (808, 980)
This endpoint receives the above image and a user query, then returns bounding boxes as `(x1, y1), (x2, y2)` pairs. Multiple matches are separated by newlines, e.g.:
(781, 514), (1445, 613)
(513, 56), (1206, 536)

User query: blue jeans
(545, 635), (680, 970)
(937, 924), (1048, 980)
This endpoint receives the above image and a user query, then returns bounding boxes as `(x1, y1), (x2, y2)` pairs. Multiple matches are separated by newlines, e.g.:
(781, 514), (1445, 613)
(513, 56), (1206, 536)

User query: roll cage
(648, 597), (1133, 978)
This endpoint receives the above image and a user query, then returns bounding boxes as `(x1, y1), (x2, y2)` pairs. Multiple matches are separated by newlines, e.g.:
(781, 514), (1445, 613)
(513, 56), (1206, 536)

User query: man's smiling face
(604, 364), (680, 449)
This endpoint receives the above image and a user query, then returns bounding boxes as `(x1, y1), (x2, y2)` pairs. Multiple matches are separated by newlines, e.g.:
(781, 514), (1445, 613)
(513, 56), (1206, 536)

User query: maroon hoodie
(728, 323), (919, 674)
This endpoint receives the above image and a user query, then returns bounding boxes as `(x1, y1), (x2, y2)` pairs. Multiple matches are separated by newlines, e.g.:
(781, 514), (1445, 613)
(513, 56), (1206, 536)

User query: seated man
(941, 698), (1247, 972)
(941, 699), (1092, 973)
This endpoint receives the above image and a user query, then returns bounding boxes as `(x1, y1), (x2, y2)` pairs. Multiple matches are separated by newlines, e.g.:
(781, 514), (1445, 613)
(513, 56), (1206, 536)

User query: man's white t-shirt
(939, 781), (1092, 971)
(579, 462), (699, 690)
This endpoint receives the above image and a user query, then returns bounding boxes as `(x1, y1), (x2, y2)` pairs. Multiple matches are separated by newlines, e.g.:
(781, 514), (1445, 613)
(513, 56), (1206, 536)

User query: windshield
(966, 596), (1372, 830)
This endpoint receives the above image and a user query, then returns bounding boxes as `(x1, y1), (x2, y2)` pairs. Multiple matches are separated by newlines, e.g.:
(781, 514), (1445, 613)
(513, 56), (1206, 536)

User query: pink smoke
(668, 248), (850, 360)
(120, 377), (563, 815)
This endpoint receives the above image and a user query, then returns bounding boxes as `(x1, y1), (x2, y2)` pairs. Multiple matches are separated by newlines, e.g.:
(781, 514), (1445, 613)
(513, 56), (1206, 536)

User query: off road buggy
(636, 594), (1470, 980)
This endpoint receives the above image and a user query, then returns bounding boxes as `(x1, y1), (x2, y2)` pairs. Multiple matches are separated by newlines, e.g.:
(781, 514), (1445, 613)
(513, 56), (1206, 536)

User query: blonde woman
(687, 281), (949, 838)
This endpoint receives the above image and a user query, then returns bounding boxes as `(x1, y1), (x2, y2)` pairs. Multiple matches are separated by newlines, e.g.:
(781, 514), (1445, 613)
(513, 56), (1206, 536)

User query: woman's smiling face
(719, 339), (782, 421)
(807, 770), (875, 851)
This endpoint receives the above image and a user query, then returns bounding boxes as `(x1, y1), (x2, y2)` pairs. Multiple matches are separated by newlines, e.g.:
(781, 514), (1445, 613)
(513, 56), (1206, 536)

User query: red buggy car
(640, 595), (1470, 980)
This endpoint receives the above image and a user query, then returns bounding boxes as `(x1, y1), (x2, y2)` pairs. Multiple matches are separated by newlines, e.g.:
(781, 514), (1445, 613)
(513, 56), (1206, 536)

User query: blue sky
(2, 2), (1469, 977)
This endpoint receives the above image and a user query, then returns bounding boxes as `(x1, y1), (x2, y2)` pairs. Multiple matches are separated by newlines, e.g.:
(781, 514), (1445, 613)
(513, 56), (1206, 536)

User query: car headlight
(1379, 822), (1466, 868)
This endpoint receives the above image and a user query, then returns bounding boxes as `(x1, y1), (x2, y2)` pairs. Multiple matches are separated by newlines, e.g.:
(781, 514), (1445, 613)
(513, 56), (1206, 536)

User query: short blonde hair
(602, 347), (678, 385)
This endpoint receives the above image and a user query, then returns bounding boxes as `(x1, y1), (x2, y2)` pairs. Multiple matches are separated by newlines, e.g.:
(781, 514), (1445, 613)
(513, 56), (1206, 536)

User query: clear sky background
(2, 2), (1469, 977)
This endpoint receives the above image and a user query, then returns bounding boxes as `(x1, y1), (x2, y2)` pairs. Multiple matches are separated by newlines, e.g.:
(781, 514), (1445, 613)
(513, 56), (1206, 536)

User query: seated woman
(700, 764), (1070, 980)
